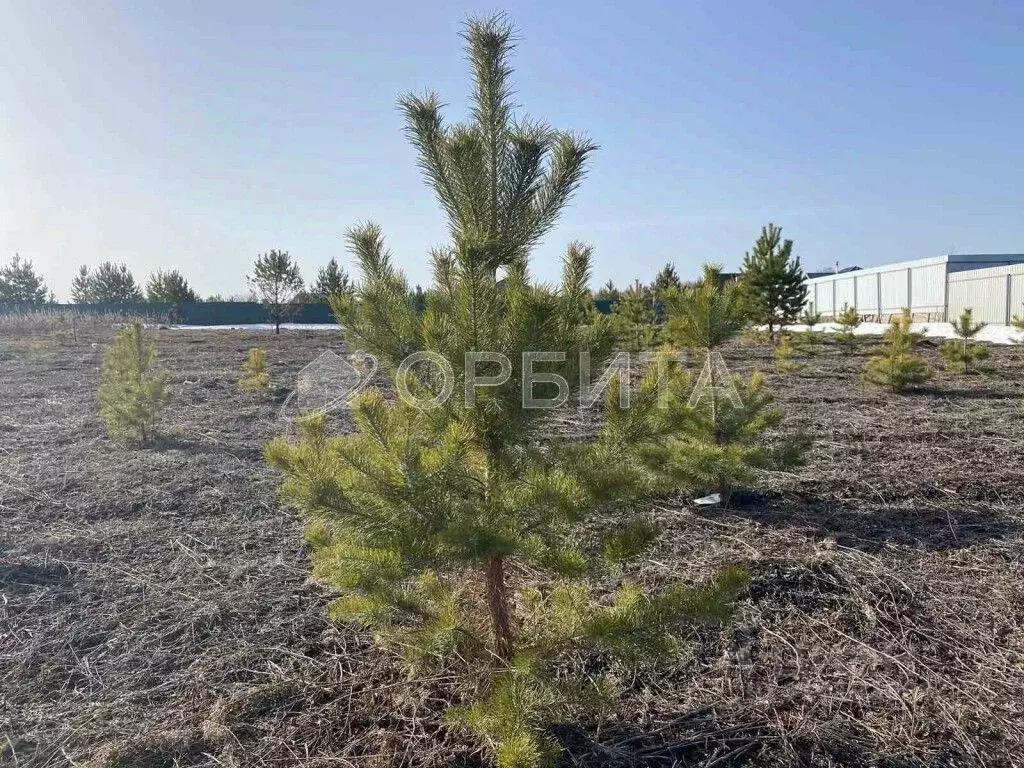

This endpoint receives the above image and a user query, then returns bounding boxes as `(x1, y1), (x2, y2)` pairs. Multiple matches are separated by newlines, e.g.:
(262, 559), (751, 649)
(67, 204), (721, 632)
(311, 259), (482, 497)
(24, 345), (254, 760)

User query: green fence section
(0, 299), (618, 326)
(0, 301), (338, 326)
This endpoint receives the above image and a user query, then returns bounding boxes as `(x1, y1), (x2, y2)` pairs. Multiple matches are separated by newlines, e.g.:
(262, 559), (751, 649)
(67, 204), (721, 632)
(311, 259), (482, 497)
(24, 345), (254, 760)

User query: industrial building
(804, 254), (1024, 324)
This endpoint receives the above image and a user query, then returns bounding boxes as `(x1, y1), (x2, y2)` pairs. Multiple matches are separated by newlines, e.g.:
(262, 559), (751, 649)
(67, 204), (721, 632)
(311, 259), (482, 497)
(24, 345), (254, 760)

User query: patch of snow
(168, 323), (340, 331)
(785, 322), (1024, 345)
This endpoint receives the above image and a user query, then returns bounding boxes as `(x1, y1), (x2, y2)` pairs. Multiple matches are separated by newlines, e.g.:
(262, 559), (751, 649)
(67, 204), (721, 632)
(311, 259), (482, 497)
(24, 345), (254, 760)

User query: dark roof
(806, 266), (861, 279)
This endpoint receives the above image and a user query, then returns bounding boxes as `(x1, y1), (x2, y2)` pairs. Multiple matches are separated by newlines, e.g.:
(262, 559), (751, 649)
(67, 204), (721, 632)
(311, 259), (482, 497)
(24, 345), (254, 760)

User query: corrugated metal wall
(947, 263), (1024, 325)
(834, 277), (856, 310)
(910, 263), (947, 314)
(807, 261), (1024, 325)
(879, 270), (909, 314)
(856, 273), (878, 316)
(814, 281), (834, 313)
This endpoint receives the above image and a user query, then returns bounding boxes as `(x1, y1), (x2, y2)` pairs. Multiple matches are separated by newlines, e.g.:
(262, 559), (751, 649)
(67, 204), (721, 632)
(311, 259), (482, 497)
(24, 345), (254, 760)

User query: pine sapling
(863, 309), (931, 392)
(739, 223), (807, 343)
(665, 265), (810, 499)
(96, 322), (169, 444)
(1010, 309), (1024, 345)
(940, 308), (988, 373)
(797, 307), (822, 350)
(834, 303), (861, 352)
(773, 333), (801, 372)
(239, 347), (271, 391)
(267, 19), (750, 766)
(659, 366), (811, 498)
(609, 285), (656, 351)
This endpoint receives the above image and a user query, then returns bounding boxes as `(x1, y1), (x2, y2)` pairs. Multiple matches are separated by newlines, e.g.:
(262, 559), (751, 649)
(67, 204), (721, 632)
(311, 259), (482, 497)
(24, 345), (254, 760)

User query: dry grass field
(2, 324), (1022, 767)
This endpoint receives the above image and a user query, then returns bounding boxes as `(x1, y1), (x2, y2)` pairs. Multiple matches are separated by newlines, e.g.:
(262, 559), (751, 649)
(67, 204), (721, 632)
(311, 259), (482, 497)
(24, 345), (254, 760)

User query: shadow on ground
(708, 491), (1020, 553)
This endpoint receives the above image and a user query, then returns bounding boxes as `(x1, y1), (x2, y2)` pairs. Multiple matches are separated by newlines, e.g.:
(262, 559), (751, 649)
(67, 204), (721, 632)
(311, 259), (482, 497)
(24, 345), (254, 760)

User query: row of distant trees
(1, 224), (806, 337)
(596, 222), (808, 339)
(0, 252), (354, 307)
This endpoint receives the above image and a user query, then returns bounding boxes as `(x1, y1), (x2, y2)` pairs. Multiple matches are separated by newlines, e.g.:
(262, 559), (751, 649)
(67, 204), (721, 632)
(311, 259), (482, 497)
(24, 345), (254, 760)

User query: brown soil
(1, 326), (1022, 767)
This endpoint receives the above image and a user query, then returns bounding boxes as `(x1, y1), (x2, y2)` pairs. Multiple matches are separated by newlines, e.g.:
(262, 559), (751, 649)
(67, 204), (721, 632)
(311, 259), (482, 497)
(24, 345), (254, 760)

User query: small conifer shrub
(834, 303), (861, 352)
(773, 333), (801, 372)
(797, 307), (822, 349)
(96, 322), (168, 444)
(863, 309), (931, 392)
(609, 285), (657, 351)
(940, 309), (988, 374)
(665, 265), (810, 497)
(239, 347), (271, 391)
(1010, 311), (1024, 345)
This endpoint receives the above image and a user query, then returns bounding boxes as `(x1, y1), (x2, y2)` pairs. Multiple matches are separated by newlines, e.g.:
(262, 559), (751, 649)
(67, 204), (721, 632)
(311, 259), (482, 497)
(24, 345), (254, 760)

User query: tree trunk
(275, 319), (281, 335)
(485, 556), (513, 661)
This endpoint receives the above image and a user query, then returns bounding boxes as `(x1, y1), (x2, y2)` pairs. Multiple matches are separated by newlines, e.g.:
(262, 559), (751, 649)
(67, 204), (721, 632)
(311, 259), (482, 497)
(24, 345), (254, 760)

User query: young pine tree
(96, 323), (169, 444)
(651, 262), (682, 301)
(798, 307), (822, 348)
(267, 16), (749, 767)
(773, 333), (801, 372)
(834, 303), (861, 352)
(71, 265), (95, 303)
(239, 347), (271, 391)
(665, 264), (809, 498)
(248, 250), (304, 334)
(609, 283), (656, 351)
(940, 308), (989, 374)
(740, 223), (807, 343)
(863, 309), (931, 392)
(1011, 310), (1024, 344)
(309, 258), (354, 302)
(593, 279), (620, 303)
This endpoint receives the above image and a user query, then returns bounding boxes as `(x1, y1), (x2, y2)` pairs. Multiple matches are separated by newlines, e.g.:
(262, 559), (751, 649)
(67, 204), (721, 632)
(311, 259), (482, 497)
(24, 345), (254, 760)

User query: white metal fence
(806, 258), (1024, 324)
(807, 259), (946, 321)
(946, 263), (1024, 325)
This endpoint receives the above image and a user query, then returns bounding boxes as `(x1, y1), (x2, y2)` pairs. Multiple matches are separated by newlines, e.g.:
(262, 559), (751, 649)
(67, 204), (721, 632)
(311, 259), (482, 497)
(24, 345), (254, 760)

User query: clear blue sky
(2, 1), (1022, 300)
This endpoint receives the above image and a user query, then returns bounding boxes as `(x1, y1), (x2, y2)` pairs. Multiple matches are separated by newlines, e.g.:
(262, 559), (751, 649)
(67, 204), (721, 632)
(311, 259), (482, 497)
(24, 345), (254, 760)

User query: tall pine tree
(84, 262), (144, 303)
(145, 269), (198, 303)
(268, 15), (748, 766)
(0, 254), (50, 304)
(740, 223), (807, 342)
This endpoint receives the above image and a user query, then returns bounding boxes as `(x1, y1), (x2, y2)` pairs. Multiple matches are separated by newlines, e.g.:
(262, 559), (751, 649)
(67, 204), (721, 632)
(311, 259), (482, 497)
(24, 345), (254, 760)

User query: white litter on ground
(694, 492), (722, 506)
(785, 322), (1024, 345)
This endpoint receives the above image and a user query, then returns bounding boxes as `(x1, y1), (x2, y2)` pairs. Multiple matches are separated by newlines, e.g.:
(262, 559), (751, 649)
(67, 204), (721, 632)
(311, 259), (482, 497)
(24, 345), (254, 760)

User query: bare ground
(1, 325), (1022, 767)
